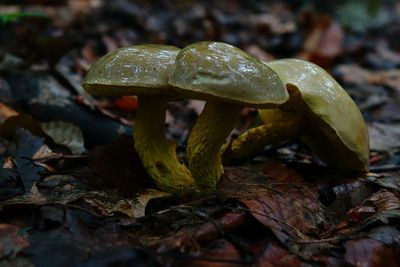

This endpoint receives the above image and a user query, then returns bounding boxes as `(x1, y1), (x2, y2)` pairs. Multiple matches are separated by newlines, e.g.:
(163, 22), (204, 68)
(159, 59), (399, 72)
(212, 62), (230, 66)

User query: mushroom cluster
(83, 43), (369, 196)
(226, 59), (369, 172)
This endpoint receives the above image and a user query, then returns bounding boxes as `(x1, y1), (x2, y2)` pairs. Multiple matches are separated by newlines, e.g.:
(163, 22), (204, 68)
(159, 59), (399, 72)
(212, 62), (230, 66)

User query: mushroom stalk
(225, 116), (303, 162)
(134, 95), (195, 195)
(187, 101), (242, 193)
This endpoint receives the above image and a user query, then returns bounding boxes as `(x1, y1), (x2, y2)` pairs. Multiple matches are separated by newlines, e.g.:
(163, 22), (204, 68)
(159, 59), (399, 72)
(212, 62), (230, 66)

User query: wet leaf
(323, 178), (375, 222)
(368, 122), (400, 153)
(0, 168), (22, 201)
(336, 64), (400, 92)
(254, 240), (301, 267)
(0, 114), (48, 141)
(41, 121), (86, 155)
(8, 128), (46, 191)
(300, 16), (344, 67)
(219, 163), (326, 244)
(132, 189), (172, 218)
(344, 238), (400, 267)
(367, 189), (400, 212)
(366, 174), (400, 192)
(180, 239), (244, 267)
(0, 103), (18, 124)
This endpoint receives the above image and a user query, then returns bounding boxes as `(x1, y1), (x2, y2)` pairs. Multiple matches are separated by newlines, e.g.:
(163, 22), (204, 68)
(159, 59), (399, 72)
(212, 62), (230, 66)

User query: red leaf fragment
(113, 96), (138, 112)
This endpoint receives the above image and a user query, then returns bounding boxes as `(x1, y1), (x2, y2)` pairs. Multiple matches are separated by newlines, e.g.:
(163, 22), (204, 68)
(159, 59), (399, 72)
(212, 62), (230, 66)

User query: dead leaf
(245, 45), (274, 61)
(368, 69), (400, 92)
(32, 144), (61, 160)
(300, 16), (344, 67)
(132, 189), (171, 218)
(336, 64), (400, 91)
(366, 174), (400, 192)
(181, 239), (244, 267)
(219, 163), (325, 244)
(367, 189), (400, 212)
(344, 237), (400, 267)
(249, 13), (296, 34)
(0, 224), (30, 258)
(0, 183), (47, 211)
(255, 240), (301, 267)
(368, 122), (400, 153)
(0, 103), (18, 124)
(375, 39), (400, 65)
(151, 211), (249, 253)
(187, 100), (205, 116)
(41, 121), (86, 154)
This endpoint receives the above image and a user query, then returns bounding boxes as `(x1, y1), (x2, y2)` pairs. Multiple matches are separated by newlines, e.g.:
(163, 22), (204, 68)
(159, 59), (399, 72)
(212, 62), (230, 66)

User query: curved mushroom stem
(224, 114), (303, 163)
(134, 96), (195, 196)
(187, 101), (242, 193)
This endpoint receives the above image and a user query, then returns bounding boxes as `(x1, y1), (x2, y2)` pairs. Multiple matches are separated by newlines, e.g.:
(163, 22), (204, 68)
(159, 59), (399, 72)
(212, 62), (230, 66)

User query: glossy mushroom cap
(83, 44), (180, 96)
(169, 41), (288, 107)
(260, 59), (369, 172)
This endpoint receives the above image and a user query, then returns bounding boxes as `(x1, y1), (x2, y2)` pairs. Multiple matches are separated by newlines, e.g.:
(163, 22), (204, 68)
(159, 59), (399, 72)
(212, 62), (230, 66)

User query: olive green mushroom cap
(83, 45), (180, 96)
(169, 41), (288, 108)
(261, 59), (369, 172)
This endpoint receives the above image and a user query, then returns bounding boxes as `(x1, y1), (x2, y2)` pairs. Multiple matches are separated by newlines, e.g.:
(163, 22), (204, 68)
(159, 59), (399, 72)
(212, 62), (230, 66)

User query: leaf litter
(1, 1), (400, 266)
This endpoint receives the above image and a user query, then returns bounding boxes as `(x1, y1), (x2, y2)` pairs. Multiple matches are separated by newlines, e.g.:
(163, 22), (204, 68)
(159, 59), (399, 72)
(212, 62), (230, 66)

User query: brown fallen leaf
(254, 240), (301, 267)
(367, 189), (400, 212)
(245, 44), (275, 61)
(132, 189), (172, 218)
(0, 103), (18, 124)
(150, 211), (249, 253)
(368, 122), (400, 153)
(219, 162), (326, 244)
(368, 69), (400, 92)
(0, 183), (47, 211)
(336, 64), (400, 92)
(299, 15), (344, 68)
(344, 237), (400, 267)
(178, 239), (244, 267)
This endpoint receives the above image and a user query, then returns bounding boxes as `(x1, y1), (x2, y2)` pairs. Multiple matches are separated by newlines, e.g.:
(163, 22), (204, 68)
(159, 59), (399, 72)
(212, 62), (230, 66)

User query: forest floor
(1, 1), (400, 266)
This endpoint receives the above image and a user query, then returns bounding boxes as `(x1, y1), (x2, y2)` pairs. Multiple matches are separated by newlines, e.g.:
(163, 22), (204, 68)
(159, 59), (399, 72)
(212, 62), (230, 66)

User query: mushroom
(168, 42), (288, 193)
(83, 45), (195, 195)
(227, 59), (369, 172)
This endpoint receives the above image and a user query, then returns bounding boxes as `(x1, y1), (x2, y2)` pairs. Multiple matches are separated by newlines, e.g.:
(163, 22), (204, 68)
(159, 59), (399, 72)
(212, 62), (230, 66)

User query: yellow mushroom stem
(187, 100), (242, 193)
(224, 111), (304, 162)
(133, 95), (195, 195)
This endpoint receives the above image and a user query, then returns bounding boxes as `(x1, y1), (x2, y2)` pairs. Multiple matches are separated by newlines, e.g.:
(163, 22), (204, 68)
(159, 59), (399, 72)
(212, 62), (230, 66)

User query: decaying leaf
(337, 64), (400, 92)
(41, 121), (86, 155)
(0, 224), (32, 267)
(131, 189), (172, 218)
(344, 227), (400, 267)
(82, 189), (171, 218)
(219, 162), (326, 244)
(368, 122), (400, 153)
